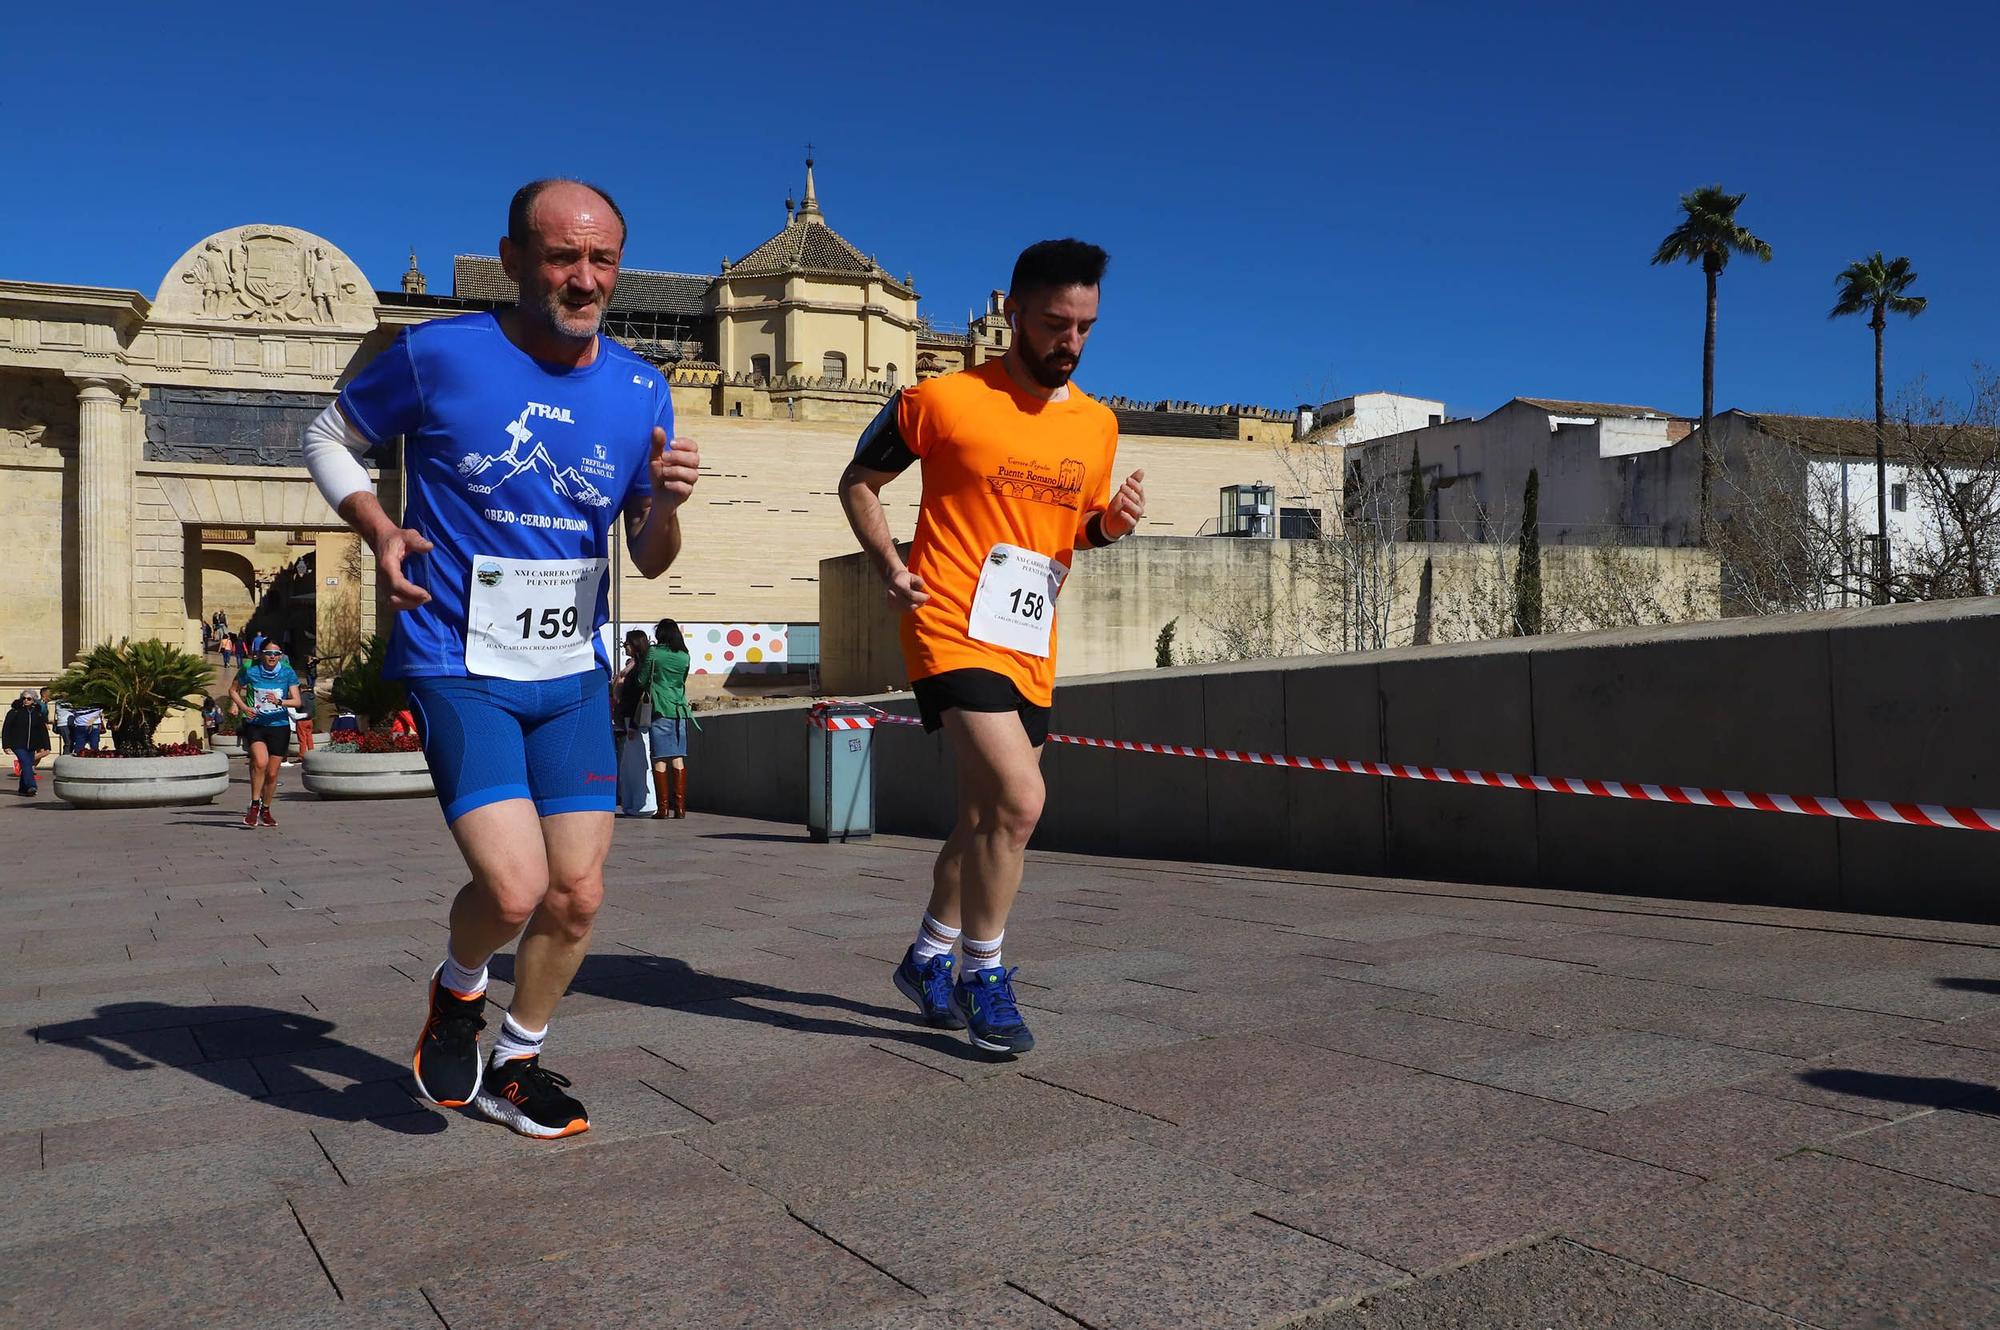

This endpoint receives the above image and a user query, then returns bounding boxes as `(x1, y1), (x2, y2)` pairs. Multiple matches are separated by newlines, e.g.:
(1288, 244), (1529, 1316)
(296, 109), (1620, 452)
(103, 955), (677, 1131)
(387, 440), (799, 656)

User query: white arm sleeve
(302, 402), (374, 511)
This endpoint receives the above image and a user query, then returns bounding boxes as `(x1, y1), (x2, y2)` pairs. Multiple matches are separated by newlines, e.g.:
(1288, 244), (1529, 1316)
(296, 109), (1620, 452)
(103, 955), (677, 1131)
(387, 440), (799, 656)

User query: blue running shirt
(336, 313), (668, 680)
(236, 659), (299, 721)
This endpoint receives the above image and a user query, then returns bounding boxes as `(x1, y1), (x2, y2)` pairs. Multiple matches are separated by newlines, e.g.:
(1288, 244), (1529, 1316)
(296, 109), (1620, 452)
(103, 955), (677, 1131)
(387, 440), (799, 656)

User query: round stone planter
(211, 734), (243, 755)
(53, 752), (231, 808)
(302, 749), (433, 799)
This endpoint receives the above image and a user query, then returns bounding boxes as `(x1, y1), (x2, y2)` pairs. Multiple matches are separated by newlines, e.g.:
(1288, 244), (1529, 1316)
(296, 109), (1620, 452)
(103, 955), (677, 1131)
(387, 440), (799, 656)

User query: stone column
(71, 376), (134, 649)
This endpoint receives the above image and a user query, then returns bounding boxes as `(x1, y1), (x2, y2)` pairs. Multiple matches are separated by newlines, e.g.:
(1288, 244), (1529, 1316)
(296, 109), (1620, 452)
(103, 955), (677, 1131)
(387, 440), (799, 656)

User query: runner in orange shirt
(838, 239), (1145, 1054)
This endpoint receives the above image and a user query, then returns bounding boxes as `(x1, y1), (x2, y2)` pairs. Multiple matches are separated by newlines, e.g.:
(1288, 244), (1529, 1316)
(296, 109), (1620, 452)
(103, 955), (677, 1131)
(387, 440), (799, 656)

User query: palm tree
(1831, 252), (1927, 603)
(1652, 185), (1773, 542)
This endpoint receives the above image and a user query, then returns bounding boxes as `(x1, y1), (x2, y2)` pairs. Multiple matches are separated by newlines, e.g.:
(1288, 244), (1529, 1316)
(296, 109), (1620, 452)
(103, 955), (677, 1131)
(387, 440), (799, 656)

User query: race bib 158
(966, 543), (1067, 658)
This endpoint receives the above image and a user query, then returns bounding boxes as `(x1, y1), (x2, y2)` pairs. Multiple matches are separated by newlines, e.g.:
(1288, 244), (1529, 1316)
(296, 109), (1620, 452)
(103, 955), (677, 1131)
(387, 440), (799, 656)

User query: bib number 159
(515, 605), (581, 641)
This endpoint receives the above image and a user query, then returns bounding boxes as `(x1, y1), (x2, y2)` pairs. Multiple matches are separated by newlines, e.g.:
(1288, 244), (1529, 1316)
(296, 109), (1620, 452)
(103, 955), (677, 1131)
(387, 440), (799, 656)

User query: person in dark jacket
(4, 692), (52, 796)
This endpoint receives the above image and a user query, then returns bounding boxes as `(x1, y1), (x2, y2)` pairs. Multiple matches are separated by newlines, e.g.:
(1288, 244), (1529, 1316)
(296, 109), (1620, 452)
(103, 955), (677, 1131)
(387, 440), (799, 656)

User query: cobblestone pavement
(3, 770), (1997, 1329)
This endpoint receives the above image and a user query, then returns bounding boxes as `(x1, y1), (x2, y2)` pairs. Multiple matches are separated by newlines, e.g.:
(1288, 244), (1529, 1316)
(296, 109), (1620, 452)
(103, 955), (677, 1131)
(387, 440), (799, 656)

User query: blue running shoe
(953, 966), (1036, 1055)
(893, 946), (966, 1029)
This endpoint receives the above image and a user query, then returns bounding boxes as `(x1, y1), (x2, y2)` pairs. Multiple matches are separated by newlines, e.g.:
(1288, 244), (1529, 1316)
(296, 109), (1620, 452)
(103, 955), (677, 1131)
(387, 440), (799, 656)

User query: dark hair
(623, 629), (650, 657)
(508, 178), (628, 247)
(1009, 238), (1109, 299)
(654, 618), (687, 652)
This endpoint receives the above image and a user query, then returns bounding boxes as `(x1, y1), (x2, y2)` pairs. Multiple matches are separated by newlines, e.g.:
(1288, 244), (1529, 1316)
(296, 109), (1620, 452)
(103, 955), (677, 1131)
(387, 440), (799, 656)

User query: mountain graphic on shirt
(456, 413), (612, 509)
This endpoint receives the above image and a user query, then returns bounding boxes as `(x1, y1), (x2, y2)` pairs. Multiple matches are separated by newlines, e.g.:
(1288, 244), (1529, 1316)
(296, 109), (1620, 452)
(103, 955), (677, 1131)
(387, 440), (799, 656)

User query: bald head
(507, 178), (627, 249)
(500, 178), (626, 347)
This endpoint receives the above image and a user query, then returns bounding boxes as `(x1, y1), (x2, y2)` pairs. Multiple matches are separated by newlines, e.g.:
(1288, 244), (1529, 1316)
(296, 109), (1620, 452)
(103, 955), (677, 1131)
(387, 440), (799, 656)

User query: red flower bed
(353, 732), (423, 754)
(71, 742), (209, 758)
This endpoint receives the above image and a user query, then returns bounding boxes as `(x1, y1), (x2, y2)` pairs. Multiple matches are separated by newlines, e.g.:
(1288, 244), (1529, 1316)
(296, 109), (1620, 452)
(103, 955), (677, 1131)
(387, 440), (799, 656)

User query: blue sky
(4, 1), (1993, 420)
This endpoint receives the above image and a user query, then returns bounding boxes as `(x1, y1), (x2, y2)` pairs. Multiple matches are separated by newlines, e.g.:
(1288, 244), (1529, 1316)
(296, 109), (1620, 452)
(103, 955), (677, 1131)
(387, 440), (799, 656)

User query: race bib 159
(464, 555), (605, 681)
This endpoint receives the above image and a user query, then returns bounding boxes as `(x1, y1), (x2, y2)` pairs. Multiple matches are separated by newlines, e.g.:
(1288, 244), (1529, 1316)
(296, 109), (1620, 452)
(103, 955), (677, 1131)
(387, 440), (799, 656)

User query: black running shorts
(241, 720), (291, 757)
(911, 668), (1050, 748)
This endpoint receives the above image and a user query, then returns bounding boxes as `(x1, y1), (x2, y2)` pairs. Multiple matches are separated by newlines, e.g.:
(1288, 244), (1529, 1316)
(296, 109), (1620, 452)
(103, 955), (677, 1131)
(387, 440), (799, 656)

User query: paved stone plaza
(2, 772), (1997, 1329)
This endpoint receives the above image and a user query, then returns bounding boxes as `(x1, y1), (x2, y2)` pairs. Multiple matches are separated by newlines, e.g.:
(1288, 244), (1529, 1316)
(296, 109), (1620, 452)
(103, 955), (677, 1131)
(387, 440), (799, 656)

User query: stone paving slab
(5, 783), (1998, 1328)
(1263, 1136), (1696, 1274)
(0, 1202), (333, 1330)
(1016, 1212), (1403, 1330)
(1298, 1237), (1805, 1329)
(1580, 1152), (2000, 1328)
(800, 1137), (1282, 1294)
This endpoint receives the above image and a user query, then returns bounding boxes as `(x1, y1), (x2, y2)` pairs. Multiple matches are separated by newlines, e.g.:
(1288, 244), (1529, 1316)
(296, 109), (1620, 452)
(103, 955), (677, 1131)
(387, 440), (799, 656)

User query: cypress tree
(1405, 442), (1426, 542)
(1513, 469), (1543, 636)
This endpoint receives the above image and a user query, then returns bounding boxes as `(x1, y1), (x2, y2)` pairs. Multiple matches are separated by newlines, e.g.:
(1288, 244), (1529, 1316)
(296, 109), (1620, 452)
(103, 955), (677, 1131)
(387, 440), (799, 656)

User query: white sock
(438, 952), (487, 998)
(962, 932), (1003, 976)
(490, 1013), (546, 1066)
(913, 913), (960, 963)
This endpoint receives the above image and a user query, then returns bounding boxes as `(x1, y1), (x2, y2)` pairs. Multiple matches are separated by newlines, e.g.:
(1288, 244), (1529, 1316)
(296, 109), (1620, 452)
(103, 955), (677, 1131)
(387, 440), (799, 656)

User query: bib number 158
(1007, 588), (1047, 621)
(515, 605), (581, 640)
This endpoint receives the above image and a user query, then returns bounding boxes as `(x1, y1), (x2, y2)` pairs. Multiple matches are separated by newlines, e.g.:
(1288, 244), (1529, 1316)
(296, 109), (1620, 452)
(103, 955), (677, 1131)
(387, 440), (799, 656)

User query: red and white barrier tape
(807, 703), (2000, 832)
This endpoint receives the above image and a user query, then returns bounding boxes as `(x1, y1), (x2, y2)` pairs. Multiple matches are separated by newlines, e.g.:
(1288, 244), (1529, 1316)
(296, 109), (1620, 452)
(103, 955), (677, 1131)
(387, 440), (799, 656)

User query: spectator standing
(218, 632), (236, 670)
(614, 629), (652, 816)
(5, 692), (51, 797)
(289, 699), (315, 761)
(69, 704), (103, 753)
(634, 618), (693, 818)
(49, 694), (72, 756)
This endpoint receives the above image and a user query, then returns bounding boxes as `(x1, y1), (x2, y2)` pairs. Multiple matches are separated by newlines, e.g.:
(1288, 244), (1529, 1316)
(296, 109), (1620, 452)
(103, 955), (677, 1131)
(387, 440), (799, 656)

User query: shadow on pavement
(497, 952), (997, 1065)
(35, 1001), (442, 1133)
(1937, 977), (2000, 996)
(1795, 1067), (2000, 1114)
(697, 831), (819, 843)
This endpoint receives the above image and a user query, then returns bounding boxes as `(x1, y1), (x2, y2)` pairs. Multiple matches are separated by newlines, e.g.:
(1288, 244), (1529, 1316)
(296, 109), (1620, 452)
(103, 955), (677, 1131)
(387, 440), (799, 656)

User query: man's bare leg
(934, 709), (1044, 1053)
(508, 810), (611, 1028)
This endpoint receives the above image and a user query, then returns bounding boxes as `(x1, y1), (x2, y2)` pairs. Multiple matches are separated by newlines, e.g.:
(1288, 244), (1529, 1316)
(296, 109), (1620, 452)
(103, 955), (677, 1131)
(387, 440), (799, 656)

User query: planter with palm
(1651, 185), (1773, 543)
(329, 633), (407, 731)
(1831, 252), (1927, 603)
(49, 639), (214, 757)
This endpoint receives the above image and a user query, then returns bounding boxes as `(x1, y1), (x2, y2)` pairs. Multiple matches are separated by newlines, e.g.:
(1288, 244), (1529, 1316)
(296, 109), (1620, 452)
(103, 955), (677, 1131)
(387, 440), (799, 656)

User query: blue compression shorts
(405, 669), (616, 823)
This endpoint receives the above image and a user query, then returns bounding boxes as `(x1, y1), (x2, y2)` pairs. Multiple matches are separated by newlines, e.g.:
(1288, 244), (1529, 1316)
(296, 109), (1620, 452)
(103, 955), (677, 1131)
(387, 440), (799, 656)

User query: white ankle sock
(490, 1013), (546, 1066)
(962, 932), (1003, 975)
(438, 952), (487, 998)
(913, 913), (961, 963)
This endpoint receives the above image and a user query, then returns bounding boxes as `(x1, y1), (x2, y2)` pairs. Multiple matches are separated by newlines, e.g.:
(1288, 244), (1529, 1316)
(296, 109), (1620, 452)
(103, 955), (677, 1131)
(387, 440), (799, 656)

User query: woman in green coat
(638, 618), (693, 818)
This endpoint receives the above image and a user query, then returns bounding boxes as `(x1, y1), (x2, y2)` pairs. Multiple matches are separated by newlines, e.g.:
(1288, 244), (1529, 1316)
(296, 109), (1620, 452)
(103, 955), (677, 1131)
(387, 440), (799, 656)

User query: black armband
(851, 396), (917, 474)
(1082, 512), (1110, 548)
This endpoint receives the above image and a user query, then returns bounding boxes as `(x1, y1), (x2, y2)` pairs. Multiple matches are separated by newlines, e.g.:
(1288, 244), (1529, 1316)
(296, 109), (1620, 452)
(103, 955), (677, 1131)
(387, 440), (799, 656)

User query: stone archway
(195, 546), (258, 631)
(135, 466), (389, 658)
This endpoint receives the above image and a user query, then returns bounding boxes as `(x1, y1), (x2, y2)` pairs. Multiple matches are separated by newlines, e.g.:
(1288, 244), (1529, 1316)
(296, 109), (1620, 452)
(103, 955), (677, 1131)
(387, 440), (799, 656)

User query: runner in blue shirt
(228, 644), (300, 828)
(302, 179), (699, 1139)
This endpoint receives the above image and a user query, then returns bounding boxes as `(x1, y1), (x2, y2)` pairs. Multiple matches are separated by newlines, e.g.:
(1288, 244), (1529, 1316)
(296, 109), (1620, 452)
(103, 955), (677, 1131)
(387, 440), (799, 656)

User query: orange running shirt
(895, 359), (1120, 706)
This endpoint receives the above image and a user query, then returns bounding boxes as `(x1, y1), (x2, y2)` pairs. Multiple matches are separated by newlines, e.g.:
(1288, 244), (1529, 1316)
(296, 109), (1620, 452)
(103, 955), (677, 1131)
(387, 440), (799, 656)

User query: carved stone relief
(155, 226), (378, 332)
(0, 375), (77, 453)
(142, 386), (396, 468)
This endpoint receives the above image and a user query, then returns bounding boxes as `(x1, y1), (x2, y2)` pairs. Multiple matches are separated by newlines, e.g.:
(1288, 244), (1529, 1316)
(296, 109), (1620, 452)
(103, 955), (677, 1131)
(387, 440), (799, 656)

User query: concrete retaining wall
(685, 599), (2000, 923)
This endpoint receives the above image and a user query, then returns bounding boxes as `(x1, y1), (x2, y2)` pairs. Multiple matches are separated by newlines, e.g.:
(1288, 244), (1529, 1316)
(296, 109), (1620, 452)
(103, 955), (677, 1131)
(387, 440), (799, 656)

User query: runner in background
(229, 643), (301, 826)
(837, 238), (1145, 1054)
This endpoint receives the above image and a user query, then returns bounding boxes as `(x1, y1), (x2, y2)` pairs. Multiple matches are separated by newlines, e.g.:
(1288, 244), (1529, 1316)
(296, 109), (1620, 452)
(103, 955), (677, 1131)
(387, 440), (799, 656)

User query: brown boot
(671, 766), (688, 818)
(651, 766), (671, 819)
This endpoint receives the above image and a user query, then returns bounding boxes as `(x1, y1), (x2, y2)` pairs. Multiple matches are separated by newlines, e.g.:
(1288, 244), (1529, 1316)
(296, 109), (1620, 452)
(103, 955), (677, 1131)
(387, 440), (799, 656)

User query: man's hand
(650, 427), (700, 508)
(883, 566), (929, 612)
(1102, 468), (1147, 539)
(371, 526), (434, 610)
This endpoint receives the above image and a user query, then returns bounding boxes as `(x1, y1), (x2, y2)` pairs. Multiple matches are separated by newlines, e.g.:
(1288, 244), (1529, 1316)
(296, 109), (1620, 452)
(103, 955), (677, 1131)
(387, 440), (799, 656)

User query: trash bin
(807, 703), (875, 842)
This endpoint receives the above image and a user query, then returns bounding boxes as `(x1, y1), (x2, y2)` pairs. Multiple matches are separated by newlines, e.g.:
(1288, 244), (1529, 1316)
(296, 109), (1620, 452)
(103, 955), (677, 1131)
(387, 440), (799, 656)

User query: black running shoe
(475, 1054), (591, 1139)
(953, 966), (1036, 1056)
(892, 945), (967, 1029)
(412, 967), (486, 1108)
